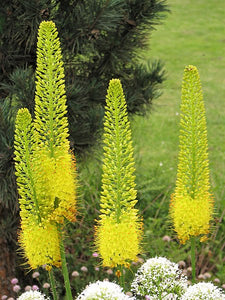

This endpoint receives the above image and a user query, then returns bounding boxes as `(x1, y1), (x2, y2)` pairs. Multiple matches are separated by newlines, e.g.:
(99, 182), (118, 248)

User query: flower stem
(119, 265), (125, 289)
(48, 269), (58, 300)
(58, 226), (73, 300)
(191, 237), (196, 283)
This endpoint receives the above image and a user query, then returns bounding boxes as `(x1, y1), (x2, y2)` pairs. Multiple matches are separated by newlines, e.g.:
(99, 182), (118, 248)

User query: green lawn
(131, 0), (225, 280)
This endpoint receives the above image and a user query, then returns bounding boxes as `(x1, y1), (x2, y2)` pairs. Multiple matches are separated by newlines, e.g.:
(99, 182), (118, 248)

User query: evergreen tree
(0, 0), (168, 295)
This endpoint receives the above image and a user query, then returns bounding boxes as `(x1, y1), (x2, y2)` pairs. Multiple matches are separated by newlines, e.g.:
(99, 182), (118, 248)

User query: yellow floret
(19, 221), (61, 270)
(95, 211), (142, 268)
(34, 148), (77, 223)
(170, 193), (214, 244)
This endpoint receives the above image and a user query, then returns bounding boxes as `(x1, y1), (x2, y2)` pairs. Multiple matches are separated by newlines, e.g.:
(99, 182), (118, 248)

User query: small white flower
(198, 274), (205, 280)
(17, 290), (50, 300)
(13, 285), (21, 293)
(43, 283), (50, 289)
(32, 272), (40, 279)
(187, 267), (192, 273)
(72, 271), (80, 277)
(76, 280), (134, 300)
(131, 256), (188, 299)
(81, 266), (88, 272)
(162, 235), (171, 242)
(203, 272), (211, 279)
(181, 282), (225, 300)
(178, 261), (186, 268)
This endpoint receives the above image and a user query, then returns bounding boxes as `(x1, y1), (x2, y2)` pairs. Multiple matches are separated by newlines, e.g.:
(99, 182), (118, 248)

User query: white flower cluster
(17, 291), (50, 300)
(181, 282), (225, 300)
(76, 280), (134, 300)
(131, 257), (188, 299)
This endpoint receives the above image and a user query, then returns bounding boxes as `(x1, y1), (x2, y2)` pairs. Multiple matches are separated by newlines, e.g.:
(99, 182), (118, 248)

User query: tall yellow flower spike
(34, 21), (76, 224)
(14, 21), (77, 270)
(95, 79), (142, 268)
(170, 65), (214, 244)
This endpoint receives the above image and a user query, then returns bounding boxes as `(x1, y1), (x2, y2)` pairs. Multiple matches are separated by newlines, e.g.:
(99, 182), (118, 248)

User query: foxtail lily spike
(170, 65), (214, 245)
(34, 21), (76, 225)
(95, 79), (142, 268)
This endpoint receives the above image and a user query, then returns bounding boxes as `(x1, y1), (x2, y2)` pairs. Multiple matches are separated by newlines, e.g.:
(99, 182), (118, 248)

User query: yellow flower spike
(95, 79), (142, 268)
(170, 66), (214, 244)
(33, 20), (77, 223)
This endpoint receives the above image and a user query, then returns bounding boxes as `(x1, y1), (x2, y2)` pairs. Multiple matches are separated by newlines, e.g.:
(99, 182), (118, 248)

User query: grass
(131, 0), (225, 280)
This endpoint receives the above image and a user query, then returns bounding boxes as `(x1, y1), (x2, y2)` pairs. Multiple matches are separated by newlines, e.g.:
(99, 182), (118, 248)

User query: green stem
(48, 269), (58, 300)
(58, 226), (73, 300)
(119, 265), (125, 290)
(191, 237), (196, 283)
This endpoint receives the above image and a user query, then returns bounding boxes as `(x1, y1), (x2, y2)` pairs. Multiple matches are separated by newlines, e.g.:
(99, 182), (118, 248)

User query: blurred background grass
(70, 0), (225, 294)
